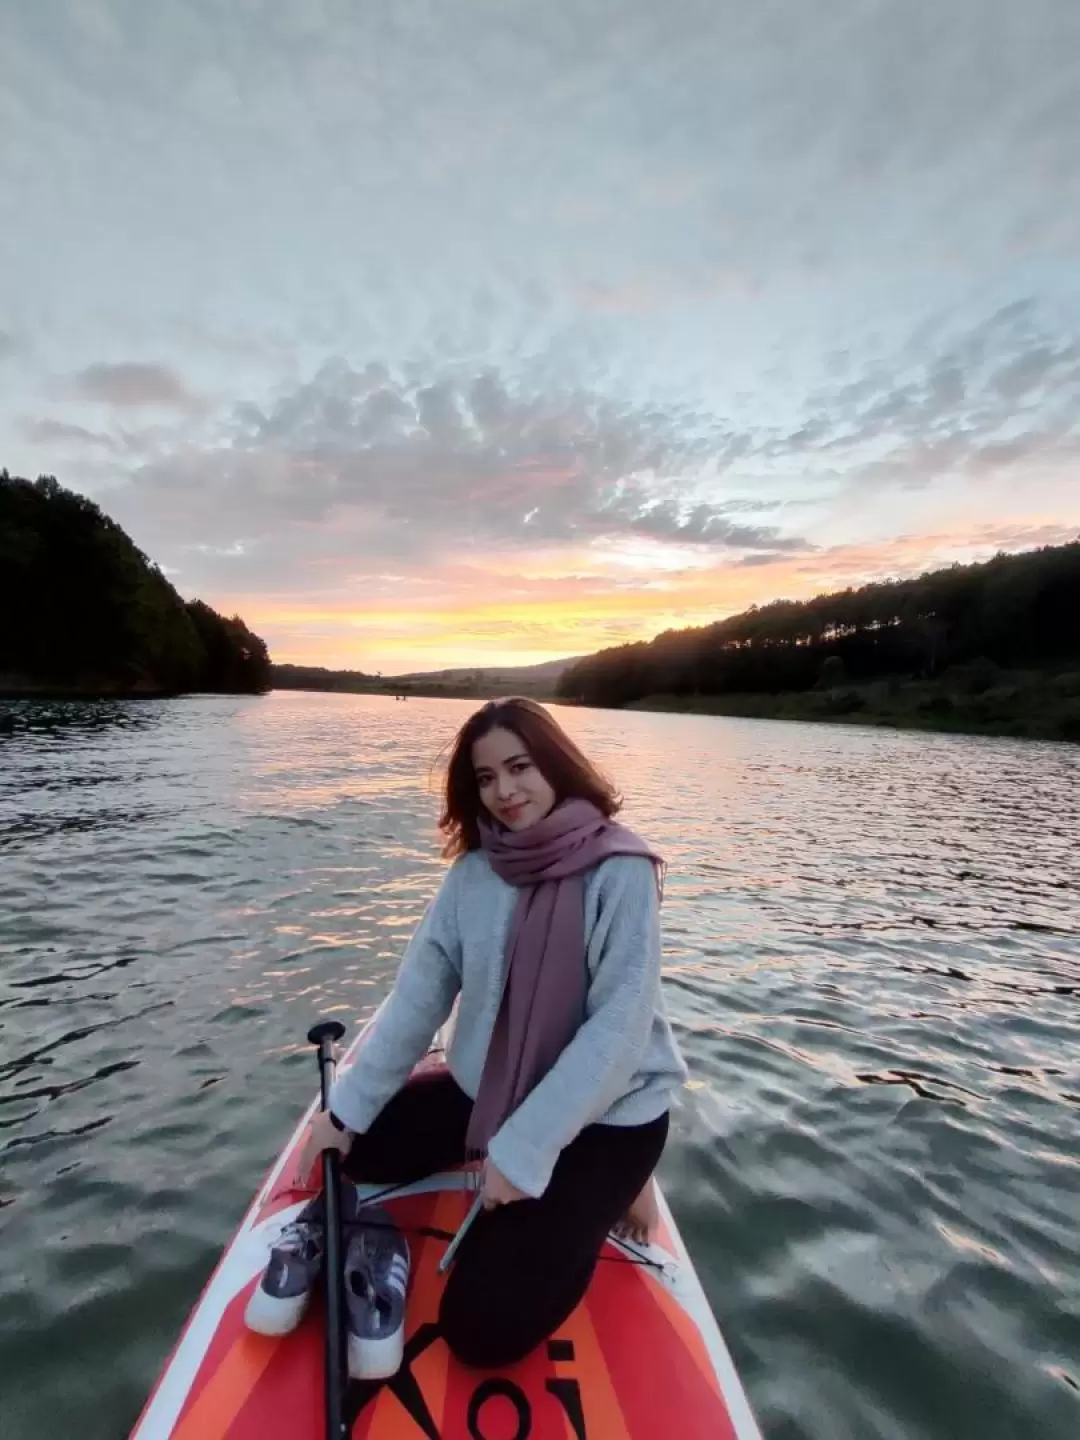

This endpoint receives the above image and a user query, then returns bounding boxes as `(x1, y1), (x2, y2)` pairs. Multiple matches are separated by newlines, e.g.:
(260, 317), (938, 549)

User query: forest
(0, 471), (272, 696)
(272, 663), (374, 691)
(555, 542), (1080, 742)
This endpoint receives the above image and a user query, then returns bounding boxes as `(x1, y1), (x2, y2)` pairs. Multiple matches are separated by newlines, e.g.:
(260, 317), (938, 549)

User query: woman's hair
(438, 696), (621, 859)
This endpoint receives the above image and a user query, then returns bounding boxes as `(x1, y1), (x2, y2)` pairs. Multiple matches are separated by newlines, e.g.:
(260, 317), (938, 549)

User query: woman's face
(472, 725), (557, 832)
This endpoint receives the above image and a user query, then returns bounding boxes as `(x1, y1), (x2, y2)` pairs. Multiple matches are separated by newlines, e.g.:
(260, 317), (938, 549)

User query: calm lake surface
(1, 692), (1078, 1440)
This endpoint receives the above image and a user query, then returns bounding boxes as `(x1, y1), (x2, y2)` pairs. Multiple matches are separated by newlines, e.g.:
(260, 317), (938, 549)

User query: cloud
(627, 499), (807, 551)
(989, 343), (1080, 401)
(69, 361), (199, 409)
(0, 330), (17, 360)
(21, 417), (118, 450)
(97, 291), (1079, 611)
(766, 299), (1080, 490)
(114, 359), (810, 589)
(735, 551), (797, 568)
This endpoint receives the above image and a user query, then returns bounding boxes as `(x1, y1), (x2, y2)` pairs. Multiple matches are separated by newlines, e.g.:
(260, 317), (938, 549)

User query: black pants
(342, 1065), (668, 1369)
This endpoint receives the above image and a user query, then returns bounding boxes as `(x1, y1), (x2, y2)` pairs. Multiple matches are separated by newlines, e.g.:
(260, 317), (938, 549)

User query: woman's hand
(481, 1157), (528, 1210)
(613, 1175), (660, 1246)
(299, 1109), (351, 1183)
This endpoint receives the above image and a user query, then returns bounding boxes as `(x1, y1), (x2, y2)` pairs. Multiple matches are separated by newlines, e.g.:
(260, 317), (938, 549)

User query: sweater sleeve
(485, 855), (661, 1197)
(328, 864), (463, 1134)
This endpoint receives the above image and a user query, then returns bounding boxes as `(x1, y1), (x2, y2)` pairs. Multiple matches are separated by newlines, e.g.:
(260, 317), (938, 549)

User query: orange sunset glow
(231, 516), (1080, 675)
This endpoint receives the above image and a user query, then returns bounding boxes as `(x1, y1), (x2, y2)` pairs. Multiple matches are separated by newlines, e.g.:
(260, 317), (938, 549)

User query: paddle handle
(308, 1021), (348, 1440)
(437, 1191), (485, 1276)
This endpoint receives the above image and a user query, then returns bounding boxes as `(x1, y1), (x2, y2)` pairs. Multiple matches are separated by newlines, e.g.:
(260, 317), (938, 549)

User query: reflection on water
(0, 693), (1078, 1440)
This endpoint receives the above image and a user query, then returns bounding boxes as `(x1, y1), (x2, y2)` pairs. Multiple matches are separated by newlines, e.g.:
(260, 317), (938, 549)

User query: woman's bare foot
(613, 1175), (659, 1245)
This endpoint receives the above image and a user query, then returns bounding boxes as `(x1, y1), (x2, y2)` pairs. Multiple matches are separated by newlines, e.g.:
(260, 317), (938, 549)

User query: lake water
(1, 692), (1078, 1440)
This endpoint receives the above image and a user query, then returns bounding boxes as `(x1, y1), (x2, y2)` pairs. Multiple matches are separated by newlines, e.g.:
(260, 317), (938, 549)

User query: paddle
(307, 1020), (348, 1440)
(436, 1190), (484, 1276)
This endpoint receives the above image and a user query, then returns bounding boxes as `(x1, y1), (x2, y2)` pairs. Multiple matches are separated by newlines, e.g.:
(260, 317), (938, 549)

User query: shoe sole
(244, 1285), (309, 1336)
(347, 1325), (405, 1380)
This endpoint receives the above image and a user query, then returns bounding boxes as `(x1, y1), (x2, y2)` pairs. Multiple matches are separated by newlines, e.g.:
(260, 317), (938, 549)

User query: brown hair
(438, 697), (621, 859)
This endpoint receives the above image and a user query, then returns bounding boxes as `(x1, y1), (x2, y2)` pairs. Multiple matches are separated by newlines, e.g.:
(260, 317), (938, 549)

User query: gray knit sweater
(328, 850), (688, 1197)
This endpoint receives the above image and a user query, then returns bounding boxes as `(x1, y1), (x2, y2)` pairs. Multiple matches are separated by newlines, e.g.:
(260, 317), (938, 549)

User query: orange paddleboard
(133, 1045), (762, 1440)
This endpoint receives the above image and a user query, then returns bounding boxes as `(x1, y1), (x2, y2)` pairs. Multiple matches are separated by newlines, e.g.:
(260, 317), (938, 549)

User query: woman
(249, 697), (687, 1377)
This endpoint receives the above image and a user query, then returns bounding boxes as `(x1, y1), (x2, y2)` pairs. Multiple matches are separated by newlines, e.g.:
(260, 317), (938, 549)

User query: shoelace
(276, 1217), (320, 1259)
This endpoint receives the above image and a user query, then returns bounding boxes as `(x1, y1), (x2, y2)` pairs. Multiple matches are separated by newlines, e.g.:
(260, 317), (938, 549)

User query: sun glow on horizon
(214, 515), (1080, 675)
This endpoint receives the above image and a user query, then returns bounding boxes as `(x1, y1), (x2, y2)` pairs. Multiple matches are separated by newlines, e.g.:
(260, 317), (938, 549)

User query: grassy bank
(625, 667), (1080, 744)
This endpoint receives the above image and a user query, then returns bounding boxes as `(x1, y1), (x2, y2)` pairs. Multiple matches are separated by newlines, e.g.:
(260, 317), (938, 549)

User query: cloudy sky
(2, 0), (1079, 673)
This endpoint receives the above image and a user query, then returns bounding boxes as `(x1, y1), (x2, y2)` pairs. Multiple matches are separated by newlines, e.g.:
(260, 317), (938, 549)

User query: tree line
(272, 663), (374, 691)
(555, 541), (1080, 708)
(0, 471), (272, 695)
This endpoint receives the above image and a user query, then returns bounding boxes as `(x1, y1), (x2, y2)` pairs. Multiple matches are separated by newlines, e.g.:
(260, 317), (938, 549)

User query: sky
(2, 0), (1079, 675)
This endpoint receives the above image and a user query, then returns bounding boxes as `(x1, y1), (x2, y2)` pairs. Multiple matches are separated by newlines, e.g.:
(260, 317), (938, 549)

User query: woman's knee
(439, 1283), (537, 1370)
(439, 1256), (592, 1370)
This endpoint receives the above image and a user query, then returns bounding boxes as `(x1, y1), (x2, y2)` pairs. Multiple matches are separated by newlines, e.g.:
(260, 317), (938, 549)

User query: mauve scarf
(465, 796), (664, 1158)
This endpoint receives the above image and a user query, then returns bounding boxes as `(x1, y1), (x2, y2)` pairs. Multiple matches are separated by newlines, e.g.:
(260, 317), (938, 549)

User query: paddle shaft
(308, 1021), (348, 1440)
(437, 1191), (484, 1276)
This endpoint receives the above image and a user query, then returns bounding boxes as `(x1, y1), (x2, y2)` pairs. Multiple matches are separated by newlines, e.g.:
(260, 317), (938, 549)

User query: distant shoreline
(8, 673), (1077, 747)
(624, 672), (1080, 745)
(270, 678), (561, 703)
(0, 677), (562, 703)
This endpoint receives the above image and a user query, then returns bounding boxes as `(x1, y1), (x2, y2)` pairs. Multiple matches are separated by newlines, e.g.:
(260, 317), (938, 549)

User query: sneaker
(344, 1206), (411, 1379)
(244, 1185), (364, 1337)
